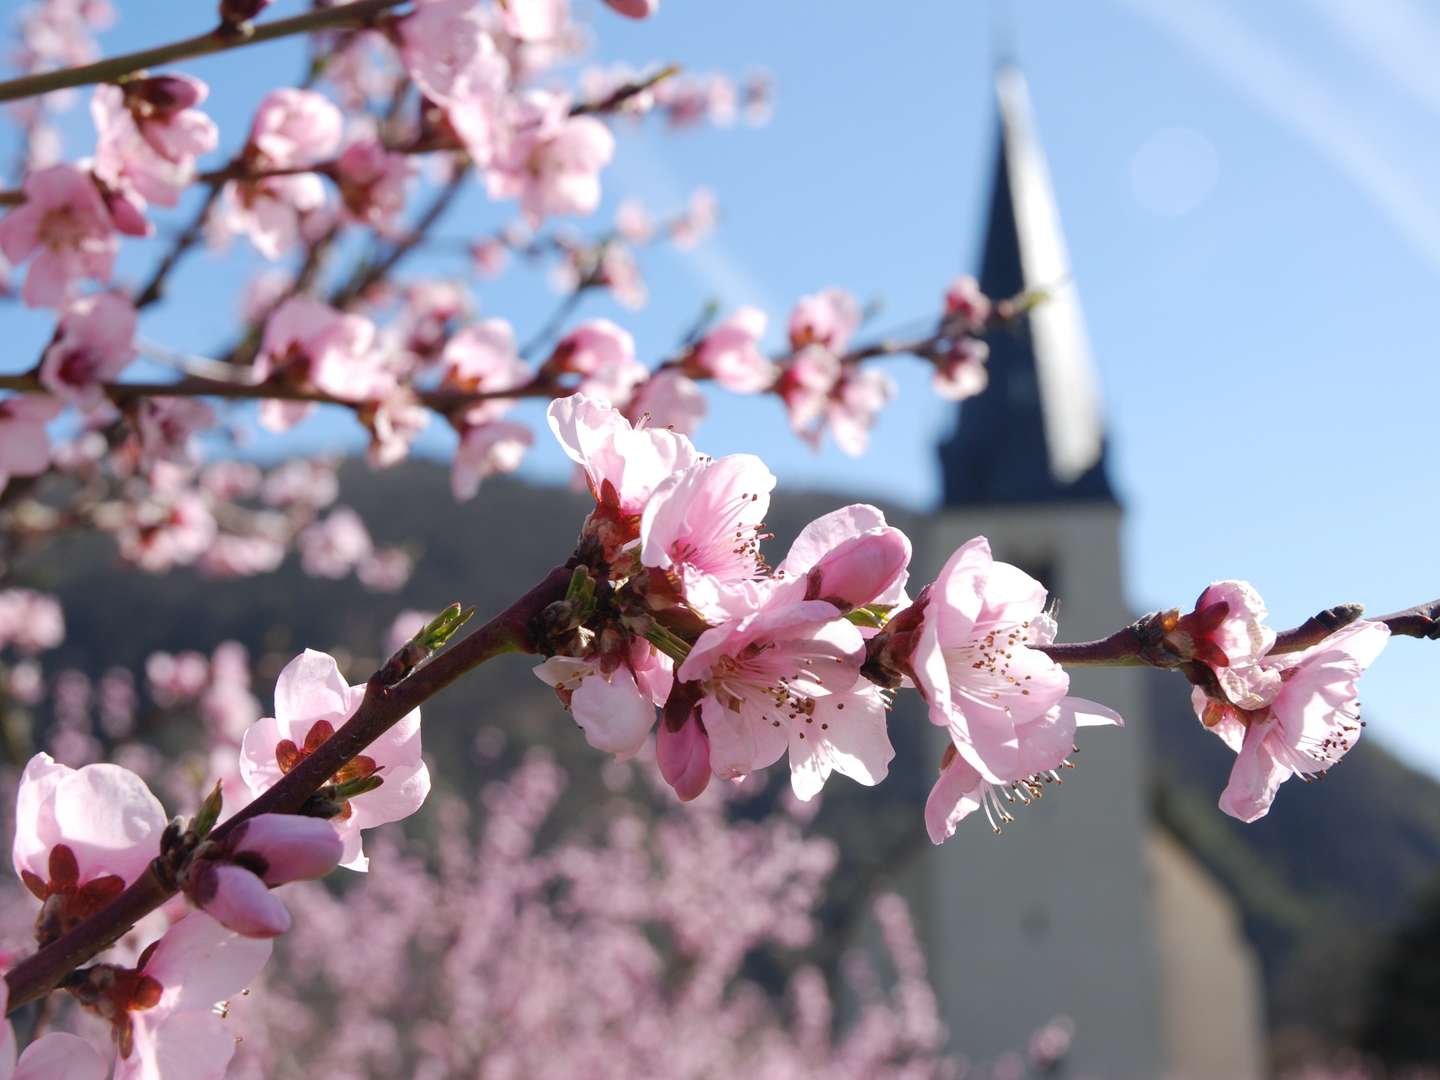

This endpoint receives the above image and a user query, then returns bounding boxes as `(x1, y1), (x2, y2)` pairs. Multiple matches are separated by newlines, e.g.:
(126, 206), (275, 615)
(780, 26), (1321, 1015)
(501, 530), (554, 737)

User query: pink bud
(656, 705), (710, 802)
(190, 862), (291, 938)
(603, 0), (659, 17)
(127, 75), (203, 114)
(230, 813), (343, 886)
(805, 527), (911, 611)
(219, 0), (272, 24)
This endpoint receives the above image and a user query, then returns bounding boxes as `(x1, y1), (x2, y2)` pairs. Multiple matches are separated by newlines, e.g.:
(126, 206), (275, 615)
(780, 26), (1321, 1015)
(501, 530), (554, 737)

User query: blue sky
(5, 0), (1437, 776)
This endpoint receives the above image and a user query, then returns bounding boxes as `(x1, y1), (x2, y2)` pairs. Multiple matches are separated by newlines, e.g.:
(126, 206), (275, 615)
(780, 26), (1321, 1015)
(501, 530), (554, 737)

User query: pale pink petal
(143, 911), (272, 1010)
(194, 862), (291, 938)
(571, 669), (656, 758)
(13, 1032), (108, 1080)
(925, 754), (986, 845)
(51, 763), (167, 885)
(787, 687), (893, 801)
(1218, 720), (1287, 823)
(272, 649), (351, 728)
(121, 1010), (235, 1080)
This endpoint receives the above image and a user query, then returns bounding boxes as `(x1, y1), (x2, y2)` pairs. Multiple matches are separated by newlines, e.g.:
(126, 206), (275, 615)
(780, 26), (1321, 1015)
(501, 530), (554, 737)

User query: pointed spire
(939, 65), (1115, 507)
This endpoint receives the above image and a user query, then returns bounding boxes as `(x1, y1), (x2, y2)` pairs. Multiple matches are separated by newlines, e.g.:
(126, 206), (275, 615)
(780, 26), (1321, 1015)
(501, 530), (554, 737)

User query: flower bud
(219, 0), (272, 26)
(603, 0), (659, 18)
(657, 687), (710, 801)
(125, 75), (204, 114)
(189, 862), (291, 938)
(229, 813), (343, 886)
(804, 527), (910, 612)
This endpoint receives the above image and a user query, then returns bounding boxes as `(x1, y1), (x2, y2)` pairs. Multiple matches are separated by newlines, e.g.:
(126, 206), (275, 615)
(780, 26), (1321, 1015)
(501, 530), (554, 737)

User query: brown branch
(1, 563), (573, 1015)
(0, 0), (409, 105)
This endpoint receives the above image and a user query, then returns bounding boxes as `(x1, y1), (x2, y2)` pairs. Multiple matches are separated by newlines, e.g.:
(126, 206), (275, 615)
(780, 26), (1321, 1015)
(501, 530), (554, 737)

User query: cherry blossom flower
(669, 187), (718, 250)
(334, 136), (413, 232)
(686, 306), (775, 392)
(184, 813), (344, 938)
(488, 90), (615, 224)
(248, 88), (342, 169)
(13, 753), (167, 921)
(0, 977), (108, 1080)
(0, 395), (62, 487)
(943, 274), (991, 332)
(135, 397), (216, 465)
(771, 503), (910, 615)
(239, 649), (430, 870)
(676, 594), (894, 800)
(91, 74), (218, 208)
(628, 368), (706, 435)
(933, 337), (989, 401)
(893, 536), (1073, 785)
(37, 292), (136, 407)
(398, 0), (509, 108)
(824, 366), (895, 456)
(452, 419), (533, 500)
(102, 912), (273, 1080)
(0, 163), (118, 307)
(548, 319), (646, 404)
(116, 490), (218, 573)
(1165, 580), (1280, 710)
(298, 507), (372, 578)
(361, 390), (429, 468)
(1191, 619), (1389, 822)
(639, 451), (776, 614)
(0, 589), (65, 653)
(502, 0), (571, 40)
(356, 547), (414, 592)
(254, 298), (387, 430)
(788, 287), (861, 352)
(547, 393), (698, 555)
(533, 639), (672, 758)
(614, 198), (652, 243)
(441, 317), (531, 417)
(214, 172), (328, 259)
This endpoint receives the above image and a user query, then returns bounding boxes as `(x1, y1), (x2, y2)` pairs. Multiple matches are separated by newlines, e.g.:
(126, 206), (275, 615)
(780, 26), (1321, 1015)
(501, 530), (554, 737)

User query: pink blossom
(452, 419), (533, 500)
(677, 597), (894, 800)
(534, 640), (672, 758)
(656, 700), (710, 800)
(117, 490), (218, 572)
(549, 319), (646, 404)
(362, 390), (429, 468)
(943, 274), (991, 332)
(109, 912), (273, 1080)
(0, 977), (107, 1080)
(773, 503), (910, 614)
(299, 507), (372, 578)
(247, 88), (342, 169)
(398, 0), (510, 107)
(146, 650), (209, 707)
(924, 696), (1122, 842)
(788, 288), (861, 352)
(502, 0), (570, 40)
(628, 368), (706, 435)
(398, 278), (472, 360)
(640, 452), (776, 615)
(0, 395), (62, 485)
(656, 73), (737, 128)
(488, 90), (616, 224)
(824, 366), (895, 456)
(334, 136), (413, 231)
(1192, 620), (1389, 822)
(135, 397), (215, 465)
(547, 393), (699, 533)
(13, 753), (167, 902)
(0, 164), (118, 307)
(933, 337), (989, 401)
(239, 649), (430, 870)
(669, 186), (717, 249)
(614, 198), (653, 243)
(91, 74), (218, 208)
(255, 298), (387, 429)
(1167, 580), (1280, 710)
(185, 814), (344, 938)
(441, 317), (531, 418)
(357, 547), (414, 592)
(593, 242), (648, 309)
(603, 0), (660, 17)
(214, 173), (328, 259)
(470, 236), (509, 278)
(687, 306), (775, 392)
(0, 589), (65, 654)
(899, 537), (1074, 785)
(775, 344), (838, 437)
(38, 293), (136, 406)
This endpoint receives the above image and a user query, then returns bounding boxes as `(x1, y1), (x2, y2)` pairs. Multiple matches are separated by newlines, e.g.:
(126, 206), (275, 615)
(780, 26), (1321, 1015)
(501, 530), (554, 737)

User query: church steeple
(939, 65), (1115, 507)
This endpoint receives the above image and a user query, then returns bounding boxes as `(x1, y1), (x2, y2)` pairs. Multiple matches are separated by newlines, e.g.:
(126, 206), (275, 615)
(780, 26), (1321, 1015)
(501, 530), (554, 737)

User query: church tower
(916, 65), (1165, 1076)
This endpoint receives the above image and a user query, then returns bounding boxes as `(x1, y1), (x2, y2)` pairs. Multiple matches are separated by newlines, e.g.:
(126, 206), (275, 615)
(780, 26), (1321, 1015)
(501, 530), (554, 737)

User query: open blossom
(92, 74), (218, 208)
(825, 366), (896, 455)
(534, 639), (673, 758)
(676, 592), (894, 801)
(216, 88), (342, 258)
(441, 317), (531, 415)
(488, 90), (616, 224)
(298, 507), (372, 578)
(135, 397), (215, 465)
(334, 136), (413, 231)
(0, 978), (107, 1080)
(640, 452), (776, 615)
(548, 319), (646, 404)
(788, 287), (861, 352)
(39, 293), (136, 407)
(627, 368), (706, 435)
(502, 0), (571, 40)
(0, 589), (65, 653)
(943, 274), (991, 331)
(0, 163), (118, 307)
(1165, 580), (1280, 710)
(239, 650), (430, 870)
(184, 814), (343, 938)
(547, 393), (698, 554)
(1192, 619), (1389, 822)
(686, 307), (775, 392)
(772, 503), (910, 615)
(0, 395), (63, 487)
(398, 0), (509, 107)
(452, 419), (532, 500)
(117, 490), (218, 572)
(254, 298), (388, 430)
(893, 537), (1073, 784)
(95, 912), (272, 1080)
(933, 337), (989, 401)
(13, 754), (167, 918)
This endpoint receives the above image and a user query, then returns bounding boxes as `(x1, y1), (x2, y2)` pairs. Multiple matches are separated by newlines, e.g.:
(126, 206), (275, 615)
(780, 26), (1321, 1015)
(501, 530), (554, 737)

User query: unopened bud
(804, 528), (910, 612)
(193, 780), (224, 840)
(228, 813), (343, 886)
(188, 861), (291, 938)
(657, 684), (709, 801)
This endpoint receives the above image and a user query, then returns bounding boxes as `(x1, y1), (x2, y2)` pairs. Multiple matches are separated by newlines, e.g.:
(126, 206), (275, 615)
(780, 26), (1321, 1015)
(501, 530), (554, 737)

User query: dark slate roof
(939, 67), (1117, 508)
